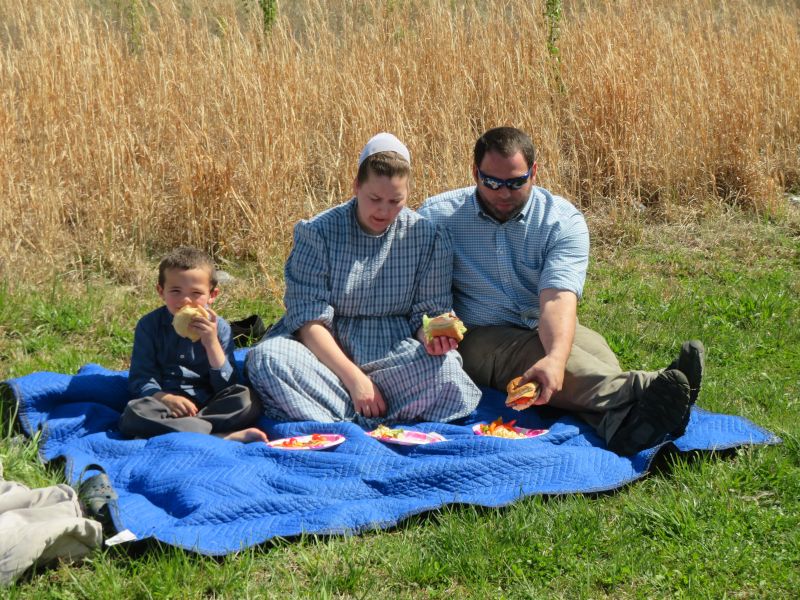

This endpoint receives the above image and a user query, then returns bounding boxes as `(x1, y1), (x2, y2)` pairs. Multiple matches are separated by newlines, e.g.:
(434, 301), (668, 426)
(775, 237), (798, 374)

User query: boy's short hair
(158, 246), (218, 289)
(474, 127), (537, 170)
(356, 151), (411, 184)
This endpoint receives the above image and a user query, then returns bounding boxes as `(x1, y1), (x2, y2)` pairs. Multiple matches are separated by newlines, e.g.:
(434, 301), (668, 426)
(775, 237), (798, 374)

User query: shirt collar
(471, 186), (535, 224)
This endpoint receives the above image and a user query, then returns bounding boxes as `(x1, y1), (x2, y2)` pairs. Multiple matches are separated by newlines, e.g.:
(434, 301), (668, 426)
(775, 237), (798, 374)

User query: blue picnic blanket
(4, 351), (779, 555)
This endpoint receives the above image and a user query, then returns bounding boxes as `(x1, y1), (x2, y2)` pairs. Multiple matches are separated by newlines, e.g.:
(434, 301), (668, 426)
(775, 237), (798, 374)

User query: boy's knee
(118, 398), (162, 438)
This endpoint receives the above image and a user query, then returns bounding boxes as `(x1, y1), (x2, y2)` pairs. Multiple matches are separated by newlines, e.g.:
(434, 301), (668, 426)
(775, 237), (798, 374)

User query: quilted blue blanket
(4, 351), (779, 555)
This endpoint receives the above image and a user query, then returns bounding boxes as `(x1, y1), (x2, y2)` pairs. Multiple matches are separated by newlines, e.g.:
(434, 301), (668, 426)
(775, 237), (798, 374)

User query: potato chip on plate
(267, 433), (345, 450)
(472, 418), (548, 439)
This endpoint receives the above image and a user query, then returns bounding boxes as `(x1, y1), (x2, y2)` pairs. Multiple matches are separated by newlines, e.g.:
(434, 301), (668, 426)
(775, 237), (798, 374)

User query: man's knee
(572, 323), (620, 369)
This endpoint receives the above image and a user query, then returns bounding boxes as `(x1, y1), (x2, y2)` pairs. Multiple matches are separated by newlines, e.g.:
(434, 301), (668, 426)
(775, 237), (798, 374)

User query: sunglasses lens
(508, 174), (531, 190)
(482, 177), (501, 190)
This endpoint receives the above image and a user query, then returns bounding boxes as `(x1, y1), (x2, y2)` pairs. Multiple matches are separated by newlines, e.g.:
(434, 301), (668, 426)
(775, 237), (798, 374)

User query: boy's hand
(157, 393), (198, 417)
(191, 307), (219, 346)
(192, 307), (226, 369)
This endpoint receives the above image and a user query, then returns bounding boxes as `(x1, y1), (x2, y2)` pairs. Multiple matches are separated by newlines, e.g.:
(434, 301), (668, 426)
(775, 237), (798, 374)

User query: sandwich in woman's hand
(505, 376), (541, 411)
(422, 312), (467, 343)
(173, 304), (209, 342)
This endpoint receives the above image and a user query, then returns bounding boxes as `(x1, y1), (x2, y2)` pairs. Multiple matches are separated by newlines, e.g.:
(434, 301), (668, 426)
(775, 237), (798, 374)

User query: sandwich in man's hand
(422, 312), (467, 343)
(505, 376), (541, 411)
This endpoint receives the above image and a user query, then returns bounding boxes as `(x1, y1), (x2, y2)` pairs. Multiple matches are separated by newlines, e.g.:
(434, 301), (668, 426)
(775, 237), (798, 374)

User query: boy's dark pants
(119, 384), (261, 438)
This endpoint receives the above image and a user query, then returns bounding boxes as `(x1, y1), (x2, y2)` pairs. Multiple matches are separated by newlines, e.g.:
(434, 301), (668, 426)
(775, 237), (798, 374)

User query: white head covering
(357, 132), (411, 167)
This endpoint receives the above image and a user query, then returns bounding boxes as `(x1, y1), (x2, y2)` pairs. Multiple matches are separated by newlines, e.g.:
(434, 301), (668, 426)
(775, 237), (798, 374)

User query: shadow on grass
(0, 382), (24, 438)
(647, 443), (738, 476)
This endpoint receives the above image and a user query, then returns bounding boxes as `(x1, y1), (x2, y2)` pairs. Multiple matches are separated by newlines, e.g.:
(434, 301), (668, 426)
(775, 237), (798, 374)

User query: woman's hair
(356, 151), (411, 184)
(158, 246), (218, 289)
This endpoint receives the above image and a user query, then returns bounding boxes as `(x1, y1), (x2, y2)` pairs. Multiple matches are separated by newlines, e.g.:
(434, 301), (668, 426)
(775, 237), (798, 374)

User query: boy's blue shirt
(128, 305), (238, 405)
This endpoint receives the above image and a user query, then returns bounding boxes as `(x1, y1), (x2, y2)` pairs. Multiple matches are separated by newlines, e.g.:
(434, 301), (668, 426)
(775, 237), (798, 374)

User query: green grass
(1, 212), (798, 598)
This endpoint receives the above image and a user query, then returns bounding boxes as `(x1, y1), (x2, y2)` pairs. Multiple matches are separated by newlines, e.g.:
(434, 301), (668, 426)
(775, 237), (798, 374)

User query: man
(418, 126), (704, 455)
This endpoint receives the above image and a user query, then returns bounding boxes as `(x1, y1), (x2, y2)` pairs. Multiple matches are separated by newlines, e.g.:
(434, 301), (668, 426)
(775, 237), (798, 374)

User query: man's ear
(530, 161), (539, 182)
(207, 287), (220, 304)
(352, 176), (360, 197)
(472, 163), (480, 185)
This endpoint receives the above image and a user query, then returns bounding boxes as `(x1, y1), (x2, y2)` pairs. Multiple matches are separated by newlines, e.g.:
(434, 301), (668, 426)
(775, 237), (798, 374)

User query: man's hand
(156, 393), (198, 417)
(345, 371), (387, 419)
(523, 288), (577, 405)
(518, 354), (567, 405)
(416, 327), (458, 356)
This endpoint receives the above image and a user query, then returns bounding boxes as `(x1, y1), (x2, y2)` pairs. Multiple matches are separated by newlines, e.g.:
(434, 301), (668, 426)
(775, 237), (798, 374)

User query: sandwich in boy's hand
(422, 312), (467, 343)
(505, 376), (541, 411)
(173, 303), (209, 342)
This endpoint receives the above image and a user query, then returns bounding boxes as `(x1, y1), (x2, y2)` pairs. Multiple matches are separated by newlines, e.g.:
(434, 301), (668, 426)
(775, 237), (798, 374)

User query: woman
(246, 133), (481, 425)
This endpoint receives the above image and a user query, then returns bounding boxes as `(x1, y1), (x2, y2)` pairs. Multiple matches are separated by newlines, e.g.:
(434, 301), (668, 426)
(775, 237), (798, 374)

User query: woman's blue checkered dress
(245, 199), (481, 426)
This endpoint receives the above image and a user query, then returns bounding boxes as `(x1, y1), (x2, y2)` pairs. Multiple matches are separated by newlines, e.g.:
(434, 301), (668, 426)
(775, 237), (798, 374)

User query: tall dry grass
(1, 0), (798, 284)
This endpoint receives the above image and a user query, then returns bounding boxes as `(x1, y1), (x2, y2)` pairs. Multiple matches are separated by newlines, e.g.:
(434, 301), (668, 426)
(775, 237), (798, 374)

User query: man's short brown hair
(356, 151), (411, 184)
(158, 246), (218, 289)
(474, 127), (537, 170)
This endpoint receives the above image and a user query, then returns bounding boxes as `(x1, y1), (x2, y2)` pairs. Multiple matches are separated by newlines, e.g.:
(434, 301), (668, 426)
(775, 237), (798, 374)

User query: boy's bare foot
(224, 428), (268, 443)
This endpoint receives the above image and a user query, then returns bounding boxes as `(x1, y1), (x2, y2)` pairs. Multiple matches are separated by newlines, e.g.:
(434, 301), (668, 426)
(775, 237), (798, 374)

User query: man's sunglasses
(477, 166), (533, 191)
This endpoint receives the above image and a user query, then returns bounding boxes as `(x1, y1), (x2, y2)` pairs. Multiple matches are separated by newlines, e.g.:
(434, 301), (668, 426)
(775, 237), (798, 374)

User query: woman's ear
(352, 176), (360, 197)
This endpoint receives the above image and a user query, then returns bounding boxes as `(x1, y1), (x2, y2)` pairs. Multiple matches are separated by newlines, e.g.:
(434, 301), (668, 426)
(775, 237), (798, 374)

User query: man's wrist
(546, 351), (569, 367)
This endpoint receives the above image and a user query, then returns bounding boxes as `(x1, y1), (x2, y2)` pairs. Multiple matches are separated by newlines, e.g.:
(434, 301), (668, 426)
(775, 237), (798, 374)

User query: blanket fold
(3, 359), (780, 556)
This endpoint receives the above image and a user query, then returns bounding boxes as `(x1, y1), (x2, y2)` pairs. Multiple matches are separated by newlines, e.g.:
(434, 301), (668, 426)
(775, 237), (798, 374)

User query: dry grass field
(2, 3), (800, 596)
(1, 0), (798, 284)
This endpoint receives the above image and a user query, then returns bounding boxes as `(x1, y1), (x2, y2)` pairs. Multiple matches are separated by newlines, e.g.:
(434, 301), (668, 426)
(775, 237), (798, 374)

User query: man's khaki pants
(458, 323), (660, 444)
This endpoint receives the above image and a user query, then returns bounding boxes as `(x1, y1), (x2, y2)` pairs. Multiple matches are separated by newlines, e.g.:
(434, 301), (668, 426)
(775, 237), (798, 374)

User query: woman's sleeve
(282, 221), (335, 334)
(409, 224), (454, 333)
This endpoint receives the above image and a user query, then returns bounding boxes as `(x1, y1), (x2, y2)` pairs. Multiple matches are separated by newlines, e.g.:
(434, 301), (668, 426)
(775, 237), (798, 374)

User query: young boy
(119, 246), (267, 443)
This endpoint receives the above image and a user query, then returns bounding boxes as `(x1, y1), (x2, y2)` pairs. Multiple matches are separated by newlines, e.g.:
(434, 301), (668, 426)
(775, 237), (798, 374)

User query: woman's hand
(416, 327), (458, 356)
(345, 371), (387, 419)
(296, 321), (387, 418)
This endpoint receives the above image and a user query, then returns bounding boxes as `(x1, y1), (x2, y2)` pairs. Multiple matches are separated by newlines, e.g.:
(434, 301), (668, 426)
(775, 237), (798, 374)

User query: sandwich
(172, 304), (209, 342)
(505, 376), (541, 411)
(422, 312), (467, 343)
